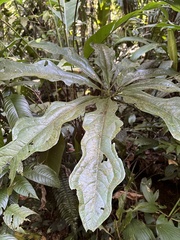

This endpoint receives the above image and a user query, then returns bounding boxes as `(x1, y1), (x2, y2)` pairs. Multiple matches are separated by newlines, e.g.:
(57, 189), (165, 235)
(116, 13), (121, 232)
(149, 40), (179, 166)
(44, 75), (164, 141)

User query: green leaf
(29, 42), (101, 84)
(142, 1), (169, 10)
(61, 0), (81, 30)
(0, 189), (9, 215)
(164, 0), (180, 12)
(115, 36), (152, 45)
(156, 215), (180, 240)
(3, 94), (32, 128)
(124, 78), (180, 93)
(3, 204), (36, 232)
(0, 234), (17, 240)
(13, 175), (38, 199)
(140, 178), (159, 203)
(0, 96), (96, 181)
(29, 40), (63, 54)
(155, 22), (180, 30)
(0, 166), (9, 179)
(123, 219), (156, 240)
(0, 59), (99, 89)
(133, 202), (159, 213)
(69, 98), (125, 231)
(122, 90), (180, 141)
(24, 165), (60, 188)
(50, 0), (81, 31)
(60, 48), (101, 84)
(119, 68), (176, 87)
(130, 43), (160, 61)
(92, 44), (116, 88)
(56, 48), (101, 84)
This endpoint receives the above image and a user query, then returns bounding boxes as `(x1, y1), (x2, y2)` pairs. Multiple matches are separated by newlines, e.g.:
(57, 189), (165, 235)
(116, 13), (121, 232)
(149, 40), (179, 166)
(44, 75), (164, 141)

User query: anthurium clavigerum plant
(0, 43), (180, 233)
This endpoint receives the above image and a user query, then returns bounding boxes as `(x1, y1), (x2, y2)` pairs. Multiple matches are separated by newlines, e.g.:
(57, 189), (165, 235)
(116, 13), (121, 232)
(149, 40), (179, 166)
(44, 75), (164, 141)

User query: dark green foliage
(53, 167), (79, 237)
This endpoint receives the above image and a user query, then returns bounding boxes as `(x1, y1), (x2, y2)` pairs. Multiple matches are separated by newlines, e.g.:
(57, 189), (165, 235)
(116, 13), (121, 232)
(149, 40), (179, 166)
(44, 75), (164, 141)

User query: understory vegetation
(0, 0), (180, 239)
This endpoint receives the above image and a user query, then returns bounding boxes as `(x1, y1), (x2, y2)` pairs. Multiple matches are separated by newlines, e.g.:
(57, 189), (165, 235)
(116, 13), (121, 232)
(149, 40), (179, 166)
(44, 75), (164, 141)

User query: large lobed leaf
(69, 97), (125, 231)
(0, 59), (99, 89)
(0, 96), (96, 183)
(122, 90), (180, 141)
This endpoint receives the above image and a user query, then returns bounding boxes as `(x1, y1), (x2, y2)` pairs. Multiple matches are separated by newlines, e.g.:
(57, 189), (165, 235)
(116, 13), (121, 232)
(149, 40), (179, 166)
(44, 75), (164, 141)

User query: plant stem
(168, 198), (180, 218)
(49, 0), (63, 47)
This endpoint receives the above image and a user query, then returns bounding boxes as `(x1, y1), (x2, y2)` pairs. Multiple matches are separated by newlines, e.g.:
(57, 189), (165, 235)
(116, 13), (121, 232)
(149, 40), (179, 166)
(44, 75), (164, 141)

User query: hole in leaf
(85, 103), (97, 113)
(44, 60), (48, 66)
(101, 155), (107, 163)
(100, 207), (104, 210)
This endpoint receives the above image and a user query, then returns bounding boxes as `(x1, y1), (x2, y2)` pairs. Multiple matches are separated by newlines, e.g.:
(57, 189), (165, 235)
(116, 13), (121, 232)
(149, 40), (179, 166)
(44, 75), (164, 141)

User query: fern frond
(53, 167), (79, 236)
